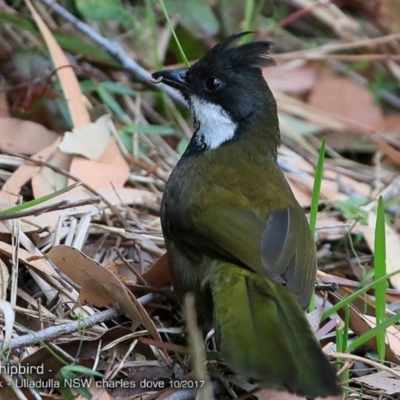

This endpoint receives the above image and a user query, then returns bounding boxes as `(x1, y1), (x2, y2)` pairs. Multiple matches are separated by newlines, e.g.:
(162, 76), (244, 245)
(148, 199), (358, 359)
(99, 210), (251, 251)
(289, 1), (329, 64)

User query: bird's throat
(189, 96), (238, 150)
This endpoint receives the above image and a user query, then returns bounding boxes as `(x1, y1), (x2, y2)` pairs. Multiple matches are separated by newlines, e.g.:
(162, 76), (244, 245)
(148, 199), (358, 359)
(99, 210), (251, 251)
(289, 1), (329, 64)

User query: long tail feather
(208, 262), (342, 398)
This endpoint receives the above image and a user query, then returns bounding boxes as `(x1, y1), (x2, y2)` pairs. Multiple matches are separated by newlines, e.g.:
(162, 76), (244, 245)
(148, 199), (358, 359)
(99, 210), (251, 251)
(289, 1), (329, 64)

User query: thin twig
(331, 352), (400, 379)
(1, 292), (162, 350)
(1, 307), (121, 351)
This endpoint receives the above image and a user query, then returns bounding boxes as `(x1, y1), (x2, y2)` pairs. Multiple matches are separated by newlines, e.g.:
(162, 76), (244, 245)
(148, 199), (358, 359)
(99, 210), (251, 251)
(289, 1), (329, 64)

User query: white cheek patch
(190, 96), (238, 149)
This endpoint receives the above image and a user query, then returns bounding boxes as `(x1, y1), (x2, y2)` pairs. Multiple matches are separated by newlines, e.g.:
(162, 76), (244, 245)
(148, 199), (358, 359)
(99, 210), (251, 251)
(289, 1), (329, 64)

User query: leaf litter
(1, 0), (400, 399)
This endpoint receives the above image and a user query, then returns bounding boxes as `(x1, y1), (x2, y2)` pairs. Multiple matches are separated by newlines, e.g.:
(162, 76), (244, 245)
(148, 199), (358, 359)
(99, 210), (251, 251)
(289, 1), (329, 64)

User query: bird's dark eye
(204, 76), (222, 92)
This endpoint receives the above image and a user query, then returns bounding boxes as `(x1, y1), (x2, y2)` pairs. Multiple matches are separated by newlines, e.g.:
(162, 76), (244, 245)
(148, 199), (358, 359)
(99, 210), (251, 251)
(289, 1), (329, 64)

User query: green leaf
(97, 85), (127, 121)
(118, 130), (133, 153)
(75, 0), (125, 21)
(79, 80), (98, 93)
(61, 365), (103, 378)
(121, 123), (175, 135)
(101, 81), (136, 96)
(164, 0), (219, 39)
(334, 198), (368, 225)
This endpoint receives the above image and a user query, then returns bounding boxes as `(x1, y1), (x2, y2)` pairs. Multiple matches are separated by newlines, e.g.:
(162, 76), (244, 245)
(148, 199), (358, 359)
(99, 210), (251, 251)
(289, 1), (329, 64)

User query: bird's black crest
(193, 32), (276, 74)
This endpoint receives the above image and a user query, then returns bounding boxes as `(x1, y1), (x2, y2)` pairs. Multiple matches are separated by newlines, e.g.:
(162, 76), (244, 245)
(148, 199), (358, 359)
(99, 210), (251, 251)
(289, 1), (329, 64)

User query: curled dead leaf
(46, 245), (161, 341)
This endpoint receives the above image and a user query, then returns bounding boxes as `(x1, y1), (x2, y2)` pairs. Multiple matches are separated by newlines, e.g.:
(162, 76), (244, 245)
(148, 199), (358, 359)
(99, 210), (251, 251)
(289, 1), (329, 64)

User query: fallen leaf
(99, 136), (131, 173)
(46, 245), (162, 341)
(360, 211), (400, 290)
(142, 253), (170, 288)
(354, 369), (400, 395)
(309, 74), (382, 129)
(0, 137), (61, 199)
(31, 149), (70, 198)
(364, 315), (400, 359)
(68, 157), (129, 189)
(21, 326), (155, 380)
(264, 62), (318, 94)
(25, 0), (90, 127)
(327, 291), (400, 364)
(0, 117), (58, 154)
(0, 241), (55, 276)
(59, 114), (112, 160)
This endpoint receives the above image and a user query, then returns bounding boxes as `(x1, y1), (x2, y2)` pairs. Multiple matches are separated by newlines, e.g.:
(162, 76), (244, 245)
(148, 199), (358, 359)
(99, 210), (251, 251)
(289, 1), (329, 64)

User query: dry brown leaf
(316, 213), (348, 242)
(107, 261), (138, 286)
(380, 0), (400, 33)
(99, 136), (131, 173)
(60, 122), (130, 192)
(0, 137), (61, 199)
(327, 291), (399, 364)
(309, 74), (382, 129)
(97, 187), (158, 208)
(358, 211), (400, 290)
(364, 315), (400, 359)
(21, 326), (155, 381)
(373, 139), (400, 167)
(0, 117), (58, 154)
(354, 368), (400, 395)
(24, 0), (90, 128)
(373, 113), (400, 137)
(263, 63), (318, 94)
(59, 114), (112, 161)
(68, 157), (129, 189)
(61, 122), (130, 192)
(142, 253), (170, 289)
(46, 245), (161, 341)
(0, 241), (55, 276)
(0, 92), (9, 117)
(31, 148), (70, 198)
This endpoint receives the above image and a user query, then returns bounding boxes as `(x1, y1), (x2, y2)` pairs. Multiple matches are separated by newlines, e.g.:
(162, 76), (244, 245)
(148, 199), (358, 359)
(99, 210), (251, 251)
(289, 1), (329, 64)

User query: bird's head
(152, 32), (278, 151)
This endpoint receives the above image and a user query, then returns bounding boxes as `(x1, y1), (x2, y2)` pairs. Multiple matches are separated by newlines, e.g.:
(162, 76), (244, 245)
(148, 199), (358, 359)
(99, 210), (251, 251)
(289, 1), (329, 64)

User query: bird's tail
(207, 262), (342, 398)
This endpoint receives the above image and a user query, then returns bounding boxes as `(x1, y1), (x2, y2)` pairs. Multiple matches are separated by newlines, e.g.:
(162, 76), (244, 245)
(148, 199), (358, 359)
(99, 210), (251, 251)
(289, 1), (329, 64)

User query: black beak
(151, 69), (191, 94)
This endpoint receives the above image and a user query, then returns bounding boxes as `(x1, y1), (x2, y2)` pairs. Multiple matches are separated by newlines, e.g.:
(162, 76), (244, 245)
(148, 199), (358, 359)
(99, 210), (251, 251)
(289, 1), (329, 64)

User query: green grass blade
(346, 311), (400, 353)
(158, 0), (190, 68)
(309, 138), (325, 237)
(0, 183), (81, 216)
(243, 0), (254, 39)
(321, 267), (400, 321)
(308, 138), (325, 311)
(374, 196), (387, 361)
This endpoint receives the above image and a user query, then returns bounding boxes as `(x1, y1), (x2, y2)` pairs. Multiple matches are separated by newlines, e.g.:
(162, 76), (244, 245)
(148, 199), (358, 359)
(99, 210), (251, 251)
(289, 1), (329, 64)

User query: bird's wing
(194, 206), (316, 308)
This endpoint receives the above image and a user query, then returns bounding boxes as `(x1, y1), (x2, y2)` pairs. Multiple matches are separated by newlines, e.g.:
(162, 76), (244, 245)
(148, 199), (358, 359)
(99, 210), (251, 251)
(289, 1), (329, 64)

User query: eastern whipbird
(152, 32), (342, 398)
